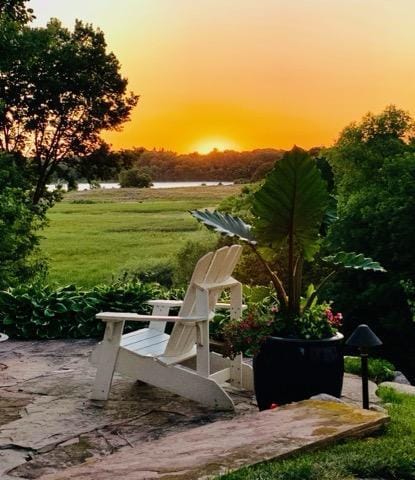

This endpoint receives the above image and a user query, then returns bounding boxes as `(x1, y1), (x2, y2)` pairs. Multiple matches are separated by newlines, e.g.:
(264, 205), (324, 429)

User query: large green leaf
(190, 209), (256, 244)
(323, 251), (386, 272)
(252, 146), (329, 259)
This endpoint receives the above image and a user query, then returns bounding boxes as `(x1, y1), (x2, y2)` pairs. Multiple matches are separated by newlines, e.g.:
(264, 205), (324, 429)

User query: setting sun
(192, 138), (239, 154)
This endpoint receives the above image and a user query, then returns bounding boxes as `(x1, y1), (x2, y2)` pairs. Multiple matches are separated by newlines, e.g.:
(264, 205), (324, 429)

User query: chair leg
(196, 320), (210, 377)
(90, 321), (124, 401)
(230, 353), (243, 388)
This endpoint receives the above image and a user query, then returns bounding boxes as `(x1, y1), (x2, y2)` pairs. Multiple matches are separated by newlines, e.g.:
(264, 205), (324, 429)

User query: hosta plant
(192, 147), (385, 348)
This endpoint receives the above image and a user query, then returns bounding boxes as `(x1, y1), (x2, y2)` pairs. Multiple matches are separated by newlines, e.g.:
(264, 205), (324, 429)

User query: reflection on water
(47, 181), (233, 191)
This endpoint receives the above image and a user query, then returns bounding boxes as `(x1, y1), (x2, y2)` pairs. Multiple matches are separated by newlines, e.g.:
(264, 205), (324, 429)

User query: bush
(119, 261), (176, 288)
(344, 356), (396, 383)
(119, 168), (153, 188)
(0, 153), (47, 288)
(173, 238), (218, 287)
(0, 281), (172, 339)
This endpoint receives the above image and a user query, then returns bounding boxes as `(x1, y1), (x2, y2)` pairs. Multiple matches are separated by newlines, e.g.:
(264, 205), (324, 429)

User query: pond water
(47, 181), (234, 191)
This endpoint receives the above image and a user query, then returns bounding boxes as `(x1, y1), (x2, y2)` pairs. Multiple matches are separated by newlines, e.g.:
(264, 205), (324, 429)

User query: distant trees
(0, 15), (138, 204)
(79, 148), (282, 183)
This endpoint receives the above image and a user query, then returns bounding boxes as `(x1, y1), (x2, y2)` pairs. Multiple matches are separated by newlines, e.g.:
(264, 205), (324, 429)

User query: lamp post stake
(346, 324), (382, 411)
(361, 351), (369, 409)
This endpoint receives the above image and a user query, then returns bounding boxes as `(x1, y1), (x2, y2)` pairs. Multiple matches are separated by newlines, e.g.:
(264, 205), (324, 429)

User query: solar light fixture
(346, 324), (382, 409)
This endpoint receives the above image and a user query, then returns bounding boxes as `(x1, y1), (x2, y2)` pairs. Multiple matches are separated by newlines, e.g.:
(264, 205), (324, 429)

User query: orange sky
(31, 0), (415, 153)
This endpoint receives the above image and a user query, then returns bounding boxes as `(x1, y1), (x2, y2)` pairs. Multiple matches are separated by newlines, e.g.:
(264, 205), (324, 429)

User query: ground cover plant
(41, 185), (241, 286)
(344, 356), (396, 383)
(0, 281), (178, 339)
(219, 387), (415, 480)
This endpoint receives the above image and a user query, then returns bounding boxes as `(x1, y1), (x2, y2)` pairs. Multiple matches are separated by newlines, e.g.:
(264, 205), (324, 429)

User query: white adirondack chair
(90, 245), (253, 410)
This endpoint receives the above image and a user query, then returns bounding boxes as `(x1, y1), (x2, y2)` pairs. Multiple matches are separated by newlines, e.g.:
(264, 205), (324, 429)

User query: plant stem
(304, 269), (338, 310)
(250, 244), (288, 309)
(293, 255), (303, 315)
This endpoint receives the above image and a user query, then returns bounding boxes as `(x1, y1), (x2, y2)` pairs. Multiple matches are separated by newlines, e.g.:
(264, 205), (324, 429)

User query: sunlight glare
(192, 138), (238, 154)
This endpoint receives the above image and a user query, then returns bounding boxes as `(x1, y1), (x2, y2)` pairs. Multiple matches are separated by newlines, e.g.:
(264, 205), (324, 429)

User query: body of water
(47, 181), (234, 191)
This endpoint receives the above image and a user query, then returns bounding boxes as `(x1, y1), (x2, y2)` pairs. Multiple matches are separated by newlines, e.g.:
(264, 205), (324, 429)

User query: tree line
(64, 147), (284, 185)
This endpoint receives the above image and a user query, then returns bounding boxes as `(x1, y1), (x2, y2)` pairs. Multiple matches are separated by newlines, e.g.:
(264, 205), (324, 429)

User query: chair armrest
(146, 299), (183, 307)
(96, 312), (206, 323)
(215, 302), (247, 310)
(146, 300), (247, 310)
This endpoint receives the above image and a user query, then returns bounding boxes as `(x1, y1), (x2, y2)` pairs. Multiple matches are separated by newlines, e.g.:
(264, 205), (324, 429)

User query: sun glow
(192, 138), (239, 154)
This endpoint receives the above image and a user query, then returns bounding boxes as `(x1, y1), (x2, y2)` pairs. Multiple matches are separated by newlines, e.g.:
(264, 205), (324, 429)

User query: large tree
(326, 105), (415, 378)
(0, 16), (138, 203)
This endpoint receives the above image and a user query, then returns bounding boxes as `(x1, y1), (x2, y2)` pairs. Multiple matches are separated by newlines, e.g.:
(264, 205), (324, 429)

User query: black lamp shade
(346, 324), (382, 348)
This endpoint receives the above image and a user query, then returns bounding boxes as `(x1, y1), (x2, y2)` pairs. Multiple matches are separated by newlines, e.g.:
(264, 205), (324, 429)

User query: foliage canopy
(0, 17), (138, 203)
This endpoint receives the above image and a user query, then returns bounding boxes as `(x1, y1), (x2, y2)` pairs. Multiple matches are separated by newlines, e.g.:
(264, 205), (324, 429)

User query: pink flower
(325, 308), (334, 321)
(328, 312), (343, 327)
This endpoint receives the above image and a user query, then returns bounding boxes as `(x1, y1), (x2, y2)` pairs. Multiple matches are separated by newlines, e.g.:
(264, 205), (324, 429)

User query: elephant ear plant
(191, 146), (386, 342)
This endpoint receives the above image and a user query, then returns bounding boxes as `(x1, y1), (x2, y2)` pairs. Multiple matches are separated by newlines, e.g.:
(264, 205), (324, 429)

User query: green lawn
(41, 185), (241, 287)
(220, 387), (415, 480)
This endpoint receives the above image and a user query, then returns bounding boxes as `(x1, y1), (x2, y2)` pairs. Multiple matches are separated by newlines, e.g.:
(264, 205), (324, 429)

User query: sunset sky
(31, 0), (415, 153)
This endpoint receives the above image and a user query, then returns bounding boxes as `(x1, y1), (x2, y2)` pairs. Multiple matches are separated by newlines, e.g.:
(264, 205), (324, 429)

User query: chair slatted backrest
(163, 245), (242, 358)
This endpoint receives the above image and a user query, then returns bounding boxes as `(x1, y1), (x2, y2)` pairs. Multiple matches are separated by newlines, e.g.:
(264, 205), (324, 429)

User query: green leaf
(54, 303), (68, 313)
(190, 209), (256, 244)
(2, 315), (15, 325)
(252, 146), (329, 259)
(323, 251), (386, 272)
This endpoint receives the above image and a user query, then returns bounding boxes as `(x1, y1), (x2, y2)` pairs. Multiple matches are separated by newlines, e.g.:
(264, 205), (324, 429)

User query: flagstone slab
(39, 400), (388, 480)
(341, 373), (379, 405)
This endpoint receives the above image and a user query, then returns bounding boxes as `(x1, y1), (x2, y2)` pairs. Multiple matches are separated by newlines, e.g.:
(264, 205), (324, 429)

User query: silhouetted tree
(0, 18), (138, 204)
(0, 0), (34, 24)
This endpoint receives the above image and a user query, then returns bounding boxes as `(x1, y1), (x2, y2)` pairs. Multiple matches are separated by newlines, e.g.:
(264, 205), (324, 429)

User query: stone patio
(0, 340), (386, 479)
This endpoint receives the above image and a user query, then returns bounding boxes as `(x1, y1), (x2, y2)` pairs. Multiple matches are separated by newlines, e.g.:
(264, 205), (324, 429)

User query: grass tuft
(344, 356), (396, 383)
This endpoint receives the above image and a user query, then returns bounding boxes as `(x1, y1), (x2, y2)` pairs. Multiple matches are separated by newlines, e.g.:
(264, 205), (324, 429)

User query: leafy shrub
(119, 168), (152, 188)
(173, 238), (217, 287)
(119, 261), (176, 288)
(211, 286), (279, 356)
(0, 153), (48, 288)
(402, 280), (415, 322)
(69, 199), (98, 204)
(344, 356), (396, 383)
(89, 180), (101, 189)
(0, 281), (171, 339)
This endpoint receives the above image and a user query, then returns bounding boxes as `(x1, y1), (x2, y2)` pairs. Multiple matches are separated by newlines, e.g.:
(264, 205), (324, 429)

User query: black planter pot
(253, 333), (344, 410)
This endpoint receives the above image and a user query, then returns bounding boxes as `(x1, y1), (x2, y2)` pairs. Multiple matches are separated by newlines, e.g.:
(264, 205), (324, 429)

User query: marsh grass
(41, 186), (241, 286)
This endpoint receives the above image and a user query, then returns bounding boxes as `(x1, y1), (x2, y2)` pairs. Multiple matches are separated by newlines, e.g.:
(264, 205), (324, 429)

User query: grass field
(41, 185), (241, 287)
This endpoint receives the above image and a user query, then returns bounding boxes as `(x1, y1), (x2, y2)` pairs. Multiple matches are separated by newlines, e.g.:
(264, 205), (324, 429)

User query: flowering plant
(222, 300), (343, 358)
(193, 147), (385, 352)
